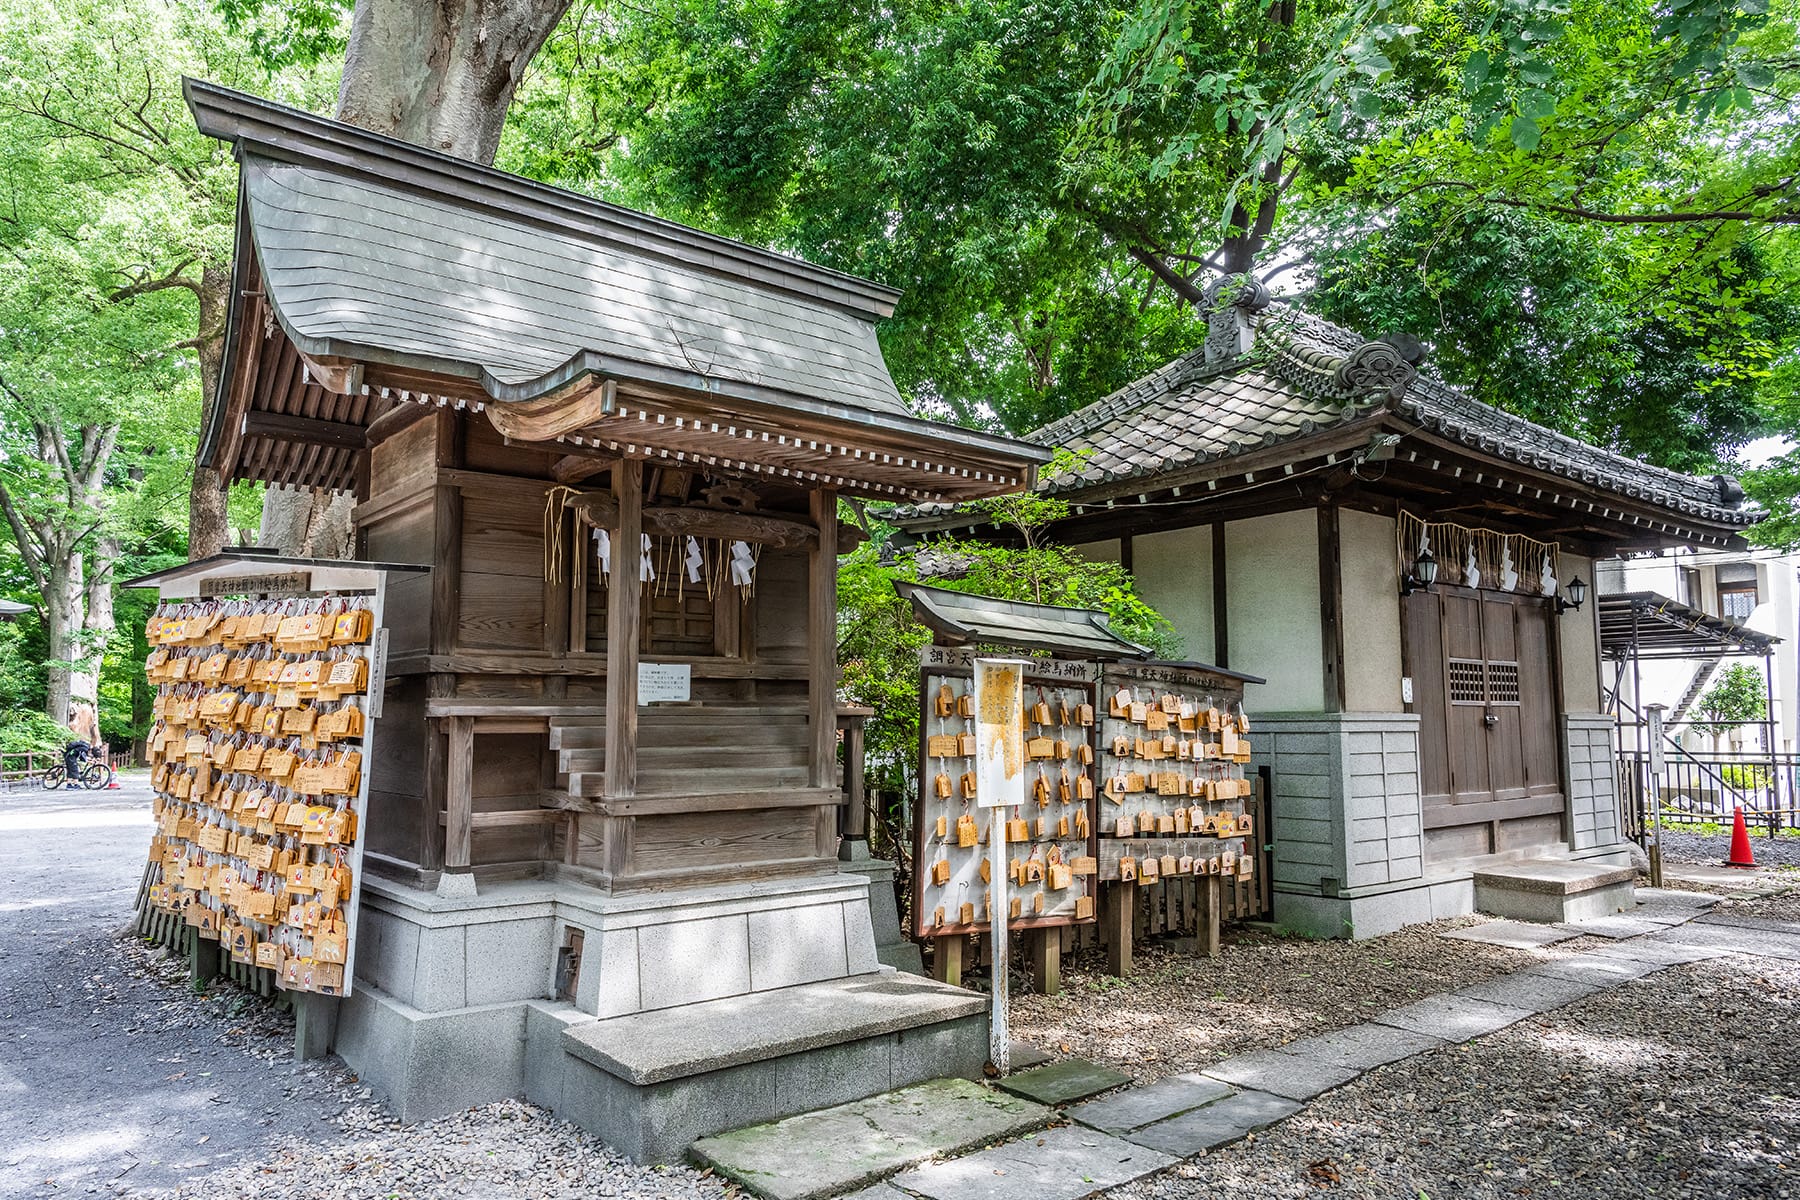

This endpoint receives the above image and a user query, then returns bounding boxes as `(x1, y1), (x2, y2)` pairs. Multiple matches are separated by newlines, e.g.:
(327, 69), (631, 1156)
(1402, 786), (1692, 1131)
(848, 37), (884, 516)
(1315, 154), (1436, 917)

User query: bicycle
(41, 759), (107, 790)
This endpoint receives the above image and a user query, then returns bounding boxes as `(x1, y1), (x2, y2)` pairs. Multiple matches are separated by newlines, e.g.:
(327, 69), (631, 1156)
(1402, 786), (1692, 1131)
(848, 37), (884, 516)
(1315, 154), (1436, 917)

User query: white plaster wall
(1129, 525), (1215, 663)
(1068, 539), (1119, 563)
(1338, 509), (1403, 711)
(1560, 551), (1603, 714)
(1226, 510), (1324, 712)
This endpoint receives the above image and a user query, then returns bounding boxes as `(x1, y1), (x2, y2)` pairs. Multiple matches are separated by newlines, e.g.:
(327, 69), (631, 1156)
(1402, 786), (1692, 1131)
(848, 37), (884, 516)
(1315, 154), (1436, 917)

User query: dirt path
(0, 777), (362, 1197)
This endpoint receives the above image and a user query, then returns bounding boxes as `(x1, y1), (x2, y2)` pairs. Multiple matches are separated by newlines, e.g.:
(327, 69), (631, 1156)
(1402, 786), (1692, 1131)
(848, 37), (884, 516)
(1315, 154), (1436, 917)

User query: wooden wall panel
(460, 571), (547, 649)
(752, 549), (808, 663)
(1404, 592), (1451, 807)
(364, 505), (435, 656)
(463, 414), (557, 476)
(470, 732), (552, 867)
(364, 678), (432, 869)
(626, 807), (818, 875)
(368, 414), (439, 500)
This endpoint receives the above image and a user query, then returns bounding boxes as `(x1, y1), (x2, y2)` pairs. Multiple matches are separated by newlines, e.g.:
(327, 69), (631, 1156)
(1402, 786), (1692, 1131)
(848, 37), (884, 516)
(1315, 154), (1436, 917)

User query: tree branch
(109, 259), (200, 302)
(0, 479), (48, 596)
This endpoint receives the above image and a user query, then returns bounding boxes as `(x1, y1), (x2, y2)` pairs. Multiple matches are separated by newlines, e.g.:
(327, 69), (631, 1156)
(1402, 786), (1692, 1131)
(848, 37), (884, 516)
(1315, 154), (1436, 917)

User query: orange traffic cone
(1725, 805), (1757, 869)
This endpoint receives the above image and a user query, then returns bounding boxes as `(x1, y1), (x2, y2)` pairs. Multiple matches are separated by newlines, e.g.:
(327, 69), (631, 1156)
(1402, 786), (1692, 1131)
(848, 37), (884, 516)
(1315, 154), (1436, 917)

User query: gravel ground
(1009, 921), (1521, 1083)
(1111, 946), (1800, 1200)
(131, 1099), (734, 1200)
(1657, 827), (1800, 869)
(0, 780), (732, 1200)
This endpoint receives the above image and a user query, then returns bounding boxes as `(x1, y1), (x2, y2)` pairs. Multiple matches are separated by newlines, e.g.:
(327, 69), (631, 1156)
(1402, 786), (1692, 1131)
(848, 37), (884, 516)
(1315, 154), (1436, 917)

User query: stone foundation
(332, 872), (983, 1157)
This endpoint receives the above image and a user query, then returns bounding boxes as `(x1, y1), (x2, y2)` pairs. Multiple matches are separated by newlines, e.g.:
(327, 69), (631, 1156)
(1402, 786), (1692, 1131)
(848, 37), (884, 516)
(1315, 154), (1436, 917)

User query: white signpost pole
(1646, 703), (1666, 888)
(972, 657), (1029, 1077)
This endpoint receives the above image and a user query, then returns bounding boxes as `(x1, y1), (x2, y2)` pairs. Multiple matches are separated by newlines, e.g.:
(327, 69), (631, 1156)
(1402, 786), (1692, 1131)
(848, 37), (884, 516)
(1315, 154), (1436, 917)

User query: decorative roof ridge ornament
(1202, 274), (1273, 363)
(1334, 334), (1422, 403)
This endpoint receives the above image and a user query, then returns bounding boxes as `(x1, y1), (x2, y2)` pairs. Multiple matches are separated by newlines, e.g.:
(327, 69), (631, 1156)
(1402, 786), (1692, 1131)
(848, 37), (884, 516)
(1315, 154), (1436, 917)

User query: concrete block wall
(1564, 713), (1622, 850)
(1343, 718), (1424, 887)
(1252, 713), (1423, 894)
(1252, 712), (1428, 939)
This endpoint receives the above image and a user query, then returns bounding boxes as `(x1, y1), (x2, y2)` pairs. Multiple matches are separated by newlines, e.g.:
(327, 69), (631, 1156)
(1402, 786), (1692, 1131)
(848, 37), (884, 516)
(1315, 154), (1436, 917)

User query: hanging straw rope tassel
(543, 486), (581, 585)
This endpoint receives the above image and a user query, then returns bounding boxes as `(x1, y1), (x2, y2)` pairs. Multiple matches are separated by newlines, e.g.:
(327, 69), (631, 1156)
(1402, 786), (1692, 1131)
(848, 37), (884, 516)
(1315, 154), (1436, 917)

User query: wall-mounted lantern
(1556, 575), (1589, 614)
(1400, 548), (1439, 596)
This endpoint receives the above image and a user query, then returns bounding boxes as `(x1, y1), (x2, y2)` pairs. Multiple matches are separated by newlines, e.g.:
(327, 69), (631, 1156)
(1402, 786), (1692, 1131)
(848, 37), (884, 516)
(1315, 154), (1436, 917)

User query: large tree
(234, 0), (574, 553)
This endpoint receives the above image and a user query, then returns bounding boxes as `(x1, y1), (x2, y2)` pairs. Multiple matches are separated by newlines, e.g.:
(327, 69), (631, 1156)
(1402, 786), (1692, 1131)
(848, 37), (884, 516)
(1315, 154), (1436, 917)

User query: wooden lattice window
(1486, 661), (1521, 706)
(1448, 659), (1486, 705)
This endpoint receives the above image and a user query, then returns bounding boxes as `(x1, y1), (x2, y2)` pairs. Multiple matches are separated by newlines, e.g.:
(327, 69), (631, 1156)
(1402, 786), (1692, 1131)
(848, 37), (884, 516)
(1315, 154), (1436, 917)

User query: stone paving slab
(1273, 1022), (1447, 1072)
(1124, 1089), (1303, 1156)
(995, 1059), (1134, 1107)
(1440, 921), (1581, 950)
(1698, 912), (1800, 936)
(1582, 938), (1731, 967)
(690, 1078), (1052, 1200)
(1663, 864), (1786, 889)
(890, 1124), (1176, 1200)
(1657, 922), (1800, 962)
(844, 1184), (916, 1200)
(1557, 915), (1671, 939)
(1010, 1041), (1054, 1069)
(1200, 1049), (1358, 1101)
(1635, 887), (1722, 909)
(1370, 994), (1535, 1043)
(1455, 969), (1602, 1013)
(1068, 1073), (1236, 1135)
(1528, 953), (1665, 989)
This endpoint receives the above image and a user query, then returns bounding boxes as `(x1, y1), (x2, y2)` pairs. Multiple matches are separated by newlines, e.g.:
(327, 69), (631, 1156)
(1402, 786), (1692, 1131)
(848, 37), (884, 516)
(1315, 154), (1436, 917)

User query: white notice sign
(638, 662), (691, 704)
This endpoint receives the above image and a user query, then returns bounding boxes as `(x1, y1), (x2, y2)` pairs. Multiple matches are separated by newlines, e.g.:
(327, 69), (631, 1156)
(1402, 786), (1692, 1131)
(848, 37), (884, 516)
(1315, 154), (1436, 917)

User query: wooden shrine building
(181, 80), (1047, 1160)
(896, 277), (1761, 937)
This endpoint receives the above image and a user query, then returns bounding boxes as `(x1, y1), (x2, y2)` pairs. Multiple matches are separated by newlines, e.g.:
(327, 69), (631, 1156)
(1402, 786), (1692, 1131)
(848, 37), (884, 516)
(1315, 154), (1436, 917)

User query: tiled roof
(1024, 302), (1757, 528)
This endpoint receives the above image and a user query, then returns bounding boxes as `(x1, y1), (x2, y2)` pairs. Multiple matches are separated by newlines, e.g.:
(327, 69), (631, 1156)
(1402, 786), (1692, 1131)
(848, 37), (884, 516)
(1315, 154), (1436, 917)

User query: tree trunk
(261, 0), (573, 556)
(43, 553), (83, 724)
(188, 264), (233, 559)
(337, 0), (574, 163)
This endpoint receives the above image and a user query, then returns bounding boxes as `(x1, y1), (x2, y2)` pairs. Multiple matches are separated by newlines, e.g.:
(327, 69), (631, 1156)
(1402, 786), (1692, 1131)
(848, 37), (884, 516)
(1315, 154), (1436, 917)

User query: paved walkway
(838, 886), (1798, 1200)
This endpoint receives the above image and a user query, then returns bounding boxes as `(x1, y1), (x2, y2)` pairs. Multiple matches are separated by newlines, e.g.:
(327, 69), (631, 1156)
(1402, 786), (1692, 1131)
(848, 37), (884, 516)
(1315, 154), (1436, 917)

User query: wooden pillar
(1027, 928), (1061, 995)
(809, 488), (839, 859)
(1104, 881), (1136, 977)
(444, 715), (474, 872)
(932, 934), (964, 986)
(597, 460), (643, 883)
(1198, 875), (1221, 958)
(605, 461), (643, 801)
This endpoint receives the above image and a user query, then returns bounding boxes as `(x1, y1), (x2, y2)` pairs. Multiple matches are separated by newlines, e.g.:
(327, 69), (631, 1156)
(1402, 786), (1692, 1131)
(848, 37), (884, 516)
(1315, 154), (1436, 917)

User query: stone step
(1473, 857), (1635, 923)
(690, 1078), (1052, 1200)
(540, 973), (989, 1164)
(993, 1059), (1134, 1107)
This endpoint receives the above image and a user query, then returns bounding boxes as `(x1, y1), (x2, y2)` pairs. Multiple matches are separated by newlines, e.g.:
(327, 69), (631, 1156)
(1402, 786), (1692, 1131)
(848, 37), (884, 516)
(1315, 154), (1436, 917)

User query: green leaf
(1519, 89), (1557, 120)
(1461, 49), (1490, 92)
(1510, 115), (1542, 150)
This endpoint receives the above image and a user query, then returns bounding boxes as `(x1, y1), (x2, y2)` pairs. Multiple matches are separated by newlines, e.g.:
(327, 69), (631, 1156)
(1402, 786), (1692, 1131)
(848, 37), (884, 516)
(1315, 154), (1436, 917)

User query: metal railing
(1618, 749), (1800, 840)
(0, 748), (131, 791)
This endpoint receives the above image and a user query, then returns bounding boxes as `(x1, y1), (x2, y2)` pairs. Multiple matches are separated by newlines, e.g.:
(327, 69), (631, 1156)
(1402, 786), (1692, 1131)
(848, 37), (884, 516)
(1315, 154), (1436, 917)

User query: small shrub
(0, 710), (73, 755)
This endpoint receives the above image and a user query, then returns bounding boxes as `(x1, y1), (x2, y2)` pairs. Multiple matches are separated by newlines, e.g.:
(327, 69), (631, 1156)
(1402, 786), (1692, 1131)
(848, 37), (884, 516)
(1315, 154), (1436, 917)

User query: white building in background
(1597, 548), (1798, 754)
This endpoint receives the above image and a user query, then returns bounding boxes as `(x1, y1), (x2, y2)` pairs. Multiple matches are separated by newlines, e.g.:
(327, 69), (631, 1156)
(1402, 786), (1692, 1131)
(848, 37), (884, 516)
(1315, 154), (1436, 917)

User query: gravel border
(1008, 920), (1523, 1083)
(1107, 948), (1800, 1200)
(128, 1099), (737, 1200)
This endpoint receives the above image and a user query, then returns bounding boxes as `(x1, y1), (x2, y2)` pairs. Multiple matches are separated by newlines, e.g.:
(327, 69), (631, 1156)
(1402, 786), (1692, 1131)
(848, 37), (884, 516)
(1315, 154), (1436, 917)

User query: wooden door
(1405, 586), (1564, 861)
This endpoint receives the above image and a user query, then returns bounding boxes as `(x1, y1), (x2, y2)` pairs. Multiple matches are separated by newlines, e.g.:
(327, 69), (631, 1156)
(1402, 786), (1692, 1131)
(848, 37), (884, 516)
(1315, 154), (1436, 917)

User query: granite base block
(334, 984), (526, 1122)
